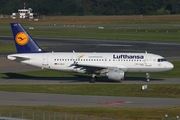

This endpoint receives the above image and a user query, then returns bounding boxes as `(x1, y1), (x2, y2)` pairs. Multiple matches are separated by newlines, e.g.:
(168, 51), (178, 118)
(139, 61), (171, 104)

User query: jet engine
(107, 69), (125, 81)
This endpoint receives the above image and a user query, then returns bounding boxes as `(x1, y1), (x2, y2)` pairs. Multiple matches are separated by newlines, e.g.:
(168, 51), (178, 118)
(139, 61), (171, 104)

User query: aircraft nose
(167, 62), (174, 70)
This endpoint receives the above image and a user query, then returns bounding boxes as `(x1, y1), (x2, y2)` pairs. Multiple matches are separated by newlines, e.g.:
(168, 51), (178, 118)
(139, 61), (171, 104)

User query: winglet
(10, 23), (45, 53)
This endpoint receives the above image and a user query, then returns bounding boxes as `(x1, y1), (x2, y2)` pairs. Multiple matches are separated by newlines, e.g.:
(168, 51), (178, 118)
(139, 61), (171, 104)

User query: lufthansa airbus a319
(7, 23), (174, 83)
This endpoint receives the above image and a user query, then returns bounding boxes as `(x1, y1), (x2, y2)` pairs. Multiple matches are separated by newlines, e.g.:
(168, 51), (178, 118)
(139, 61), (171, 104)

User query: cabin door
(42, 55), (49, 68)
(145, 55), (152, 66)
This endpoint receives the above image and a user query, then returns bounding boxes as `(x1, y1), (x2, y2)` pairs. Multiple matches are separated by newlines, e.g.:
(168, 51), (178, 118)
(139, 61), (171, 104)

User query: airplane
(7, 23), (174, 83)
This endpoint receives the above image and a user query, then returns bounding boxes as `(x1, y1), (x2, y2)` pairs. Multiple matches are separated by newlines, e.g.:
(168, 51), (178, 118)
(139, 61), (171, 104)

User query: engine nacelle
(107, 69), (124, 81)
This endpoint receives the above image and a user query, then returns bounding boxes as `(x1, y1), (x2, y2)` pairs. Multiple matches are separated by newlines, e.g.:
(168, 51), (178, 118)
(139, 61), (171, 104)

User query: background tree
(168, 0), (180, 14)
(0, 0), (179, 15)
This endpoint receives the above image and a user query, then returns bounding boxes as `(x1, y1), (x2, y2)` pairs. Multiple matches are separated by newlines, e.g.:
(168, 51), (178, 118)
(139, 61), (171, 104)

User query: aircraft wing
(72, 62), (128, 72)
(74, 63), (107, 69)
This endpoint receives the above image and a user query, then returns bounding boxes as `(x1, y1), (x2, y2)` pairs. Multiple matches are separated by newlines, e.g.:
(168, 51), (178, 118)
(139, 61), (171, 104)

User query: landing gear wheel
(90, 78), (96, 83)
(90, 74), (97, 83)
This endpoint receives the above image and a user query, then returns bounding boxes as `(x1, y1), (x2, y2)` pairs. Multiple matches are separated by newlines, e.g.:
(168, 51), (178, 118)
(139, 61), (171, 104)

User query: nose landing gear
(146, 73), (150, 82)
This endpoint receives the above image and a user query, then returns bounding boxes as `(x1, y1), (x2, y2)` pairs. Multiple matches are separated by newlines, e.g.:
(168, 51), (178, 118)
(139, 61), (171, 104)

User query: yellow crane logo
(15, 32), (29, 45)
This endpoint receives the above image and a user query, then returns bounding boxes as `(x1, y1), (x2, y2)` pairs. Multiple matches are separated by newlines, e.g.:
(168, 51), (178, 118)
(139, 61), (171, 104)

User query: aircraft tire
(90, 77), (96, 83)
(147, 79), (150, 82)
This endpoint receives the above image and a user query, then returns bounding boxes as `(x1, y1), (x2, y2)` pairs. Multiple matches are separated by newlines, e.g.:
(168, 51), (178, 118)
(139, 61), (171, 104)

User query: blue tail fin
(10, 23), (44, 53)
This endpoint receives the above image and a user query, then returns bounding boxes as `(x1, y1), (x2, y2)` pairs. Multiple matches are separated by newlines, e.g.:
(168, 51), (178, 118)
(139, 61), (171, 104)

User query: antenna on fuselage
(145, 51), (147, 54)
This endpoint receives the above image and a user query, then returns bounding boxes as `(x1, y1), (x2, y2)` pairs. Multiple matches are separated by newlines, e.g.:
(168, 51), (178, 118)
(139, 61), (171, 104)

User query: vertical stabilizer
(10, 23), (44, 53)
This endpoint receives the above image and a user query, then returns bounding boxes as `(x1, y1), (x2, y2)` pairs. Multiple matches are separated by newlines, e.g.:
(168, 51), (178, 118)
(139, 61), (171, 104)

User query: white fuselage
(7, 52), (174, 74)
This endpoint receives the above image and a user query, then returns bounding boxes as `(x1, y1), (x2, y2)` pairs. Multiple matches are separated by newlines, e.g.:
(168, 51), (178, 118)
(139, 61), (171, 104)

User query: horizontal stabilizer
(7, 55), (30, 62)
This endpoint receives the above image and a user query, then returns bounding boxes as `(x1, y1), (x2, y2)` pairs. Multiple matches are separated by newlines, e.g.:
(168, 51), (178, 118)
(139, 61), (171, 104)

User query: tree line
(0, 0), (180, 15)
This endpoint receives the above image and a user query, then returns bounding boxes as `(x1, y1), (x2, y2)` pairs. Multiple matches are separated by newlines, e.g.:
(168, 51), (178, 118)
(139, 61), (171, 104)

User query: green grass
(1, 106), (180, 120)
(0, 27), (180, 42)
(0, 84), (180, 98)
(0, 42), (16, 52)
(2, 15), (180, 25)
(29, 28), (180, 41)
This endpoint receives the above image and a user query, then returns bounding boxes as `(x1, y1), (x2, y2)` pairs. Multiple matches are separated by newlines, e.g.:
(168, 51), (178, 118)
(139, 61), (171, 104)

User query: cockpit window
(158, 58), (167, 62)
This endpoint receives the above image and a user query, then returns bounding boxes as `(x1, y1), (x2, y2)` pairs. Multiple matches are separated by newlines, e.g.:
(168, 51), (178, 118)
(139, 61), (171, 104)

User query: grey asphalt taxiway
(0, 36), (180, 108)
(0, 91), (180, 108)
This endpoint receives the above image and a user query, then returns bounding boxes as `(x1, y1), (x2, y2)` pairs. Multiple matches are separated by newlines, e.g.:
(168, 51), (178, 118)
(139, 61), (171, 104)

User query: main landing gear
(146, 73), (150, 82)
(90, 74), (97, 83)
